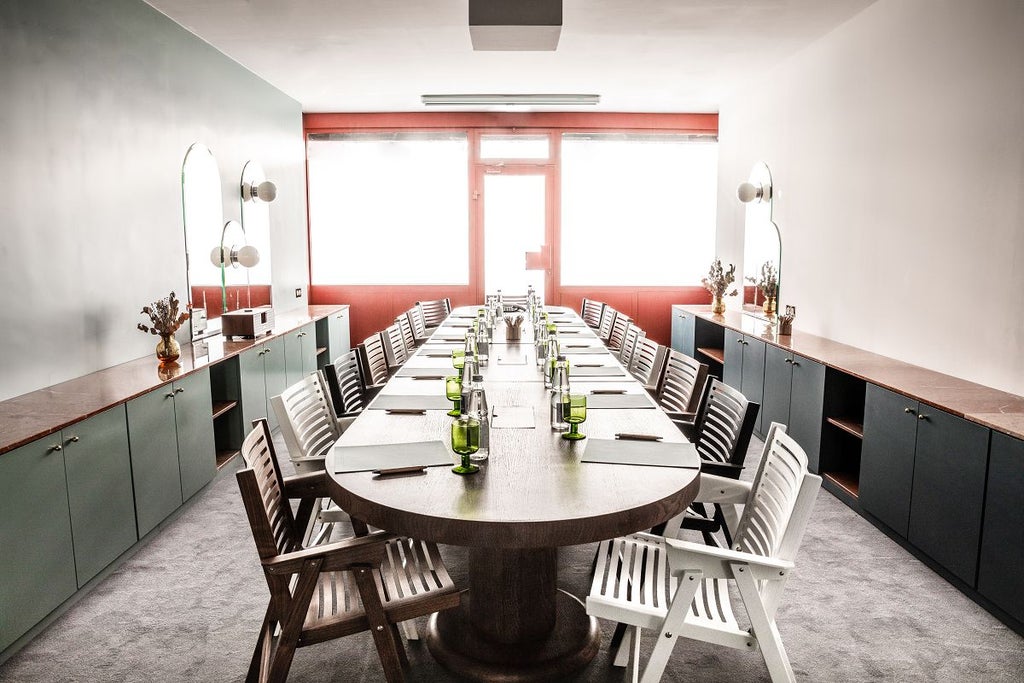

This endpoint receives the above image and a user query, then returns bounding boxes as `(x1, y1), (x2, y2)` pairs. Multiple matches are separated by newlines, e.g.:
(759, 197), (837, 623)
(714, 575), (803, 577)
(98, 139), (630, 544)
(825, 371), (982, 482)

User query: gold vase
(156, 334), (181, 365)
(763, 296), (777, 317)
(711, 296), (726, 315)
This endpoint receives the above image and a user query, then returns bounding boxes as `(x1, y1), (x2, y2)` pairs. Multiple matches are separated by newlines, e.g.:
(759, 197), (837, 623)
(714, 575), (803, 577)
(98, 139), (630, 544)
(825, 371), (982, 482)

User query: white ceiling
(145, 0), (875, 113)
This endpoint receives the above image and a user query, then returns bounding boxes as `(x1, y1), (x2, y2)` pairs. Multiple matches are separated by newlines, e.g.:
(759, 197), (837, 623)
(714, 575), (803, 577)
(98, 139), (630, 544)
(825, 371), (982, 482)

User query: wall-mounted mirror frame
(741, 162), (781, 319)
(181, 143), (223, 340)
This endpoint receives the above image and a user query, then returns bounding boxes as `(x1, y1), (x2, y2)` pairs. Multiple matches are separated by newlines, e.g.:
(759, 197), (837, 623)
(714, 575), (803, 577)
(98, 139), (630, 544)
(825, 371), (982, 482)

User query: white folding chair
(587, 424), (822, 683)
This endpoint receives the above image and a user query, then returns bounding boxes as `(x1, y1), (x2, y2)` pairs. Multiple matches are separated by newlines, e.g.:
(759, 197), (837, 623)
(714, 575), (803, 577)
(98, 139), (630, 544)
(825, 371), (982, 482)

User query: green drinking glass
(561, 393), (587, 440)
(452, 349), (466, 371)
(451, 417), (481, 475)
(445, 375), (462, 417)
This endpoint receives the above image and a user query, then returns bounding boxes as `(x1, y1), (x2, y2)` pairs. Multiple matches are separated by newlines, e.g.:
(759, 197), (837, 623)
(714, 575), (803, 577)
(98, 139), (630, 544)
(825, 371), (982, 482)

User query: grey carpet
(2, 434), (1022, 682)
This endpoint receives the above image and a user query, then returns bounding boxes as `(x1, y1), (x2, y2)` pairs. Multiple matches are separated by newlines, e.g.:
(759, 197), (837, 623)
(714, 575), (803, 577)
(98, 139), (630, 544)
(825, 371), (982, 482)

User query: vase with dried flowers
(746, 260), (779, 316)
(702, 259), (737, 315)
(138, 291), (190, 365)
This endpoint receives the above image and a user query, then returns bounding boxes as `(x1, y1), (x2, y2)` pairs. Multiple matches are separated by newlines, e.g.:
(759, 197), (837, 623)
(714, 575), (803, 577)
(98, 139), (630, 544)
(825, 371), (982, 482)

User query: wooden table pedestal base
(425, 591), (600, 682)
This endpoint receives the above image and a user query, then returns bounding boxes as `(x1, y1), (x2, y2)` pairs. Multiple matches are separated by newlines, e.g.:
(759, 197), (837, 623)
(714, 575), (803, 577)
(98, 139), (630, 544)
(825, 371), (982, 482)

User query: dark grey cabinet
(63, 406), (138, 585)
(0, 436), (77, 652)
(861, 383), (989, 585)
(908, 406), (989, 586)
(861, 384), (919, 536)
(127, 369), (216, 536)
(978, 432), (1024, 623)
(762, 347), (825, 471)
(670, 306), (696, 357)
(284, 322), (317, 387)
(323, 307), (351, 365)
(240, 336), (287, 432)
(723, 329), (765, 433)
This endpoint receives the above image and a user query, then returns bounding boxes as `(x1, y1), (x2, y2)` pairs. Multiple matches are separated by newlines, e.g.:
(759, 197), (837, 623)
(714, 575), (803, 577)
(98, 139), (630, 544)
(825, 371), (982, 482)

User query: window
(560, 133), (717, 286)
(307, 132), (469, 285)
(479, 134), (550, 160)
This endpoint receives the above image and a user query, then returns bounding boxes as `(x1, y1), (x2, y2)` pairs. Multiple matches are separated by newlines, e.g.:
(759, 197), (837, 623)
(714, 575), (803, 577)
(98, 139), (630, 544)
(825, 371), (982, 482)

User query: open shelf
(211, 400), (238, 421)
(216, 449), (240, 470)
(823, 471), (860, 498)
(826, 417), (864, 439)
(696, 347), (725, 365)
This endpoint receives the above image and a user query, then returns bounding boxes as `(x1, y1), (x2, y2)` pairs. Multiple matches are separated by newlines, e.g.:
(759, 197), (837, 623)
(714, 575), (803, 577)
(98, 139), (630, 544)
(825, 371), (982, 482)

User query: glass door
(475, 133), (555, 303)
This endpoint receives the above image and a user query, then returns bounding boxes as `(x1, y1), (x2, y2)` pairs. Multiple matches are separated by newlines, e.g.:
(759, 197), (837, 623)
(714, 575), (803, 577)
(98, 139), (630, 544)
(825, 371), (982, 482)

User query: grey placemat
(395, 367), (453, 378)
(586, 393), (656, 409)
(369, 394), (454, 410)
(333, 440), (453, 473)
(418, 350), (457, 358)
(491, 406), (536, 429)
(570, 366), (627, 377)
(561, 347), (608, 355)
(432, 334), (468, 342)
(581, 438), (699, 468)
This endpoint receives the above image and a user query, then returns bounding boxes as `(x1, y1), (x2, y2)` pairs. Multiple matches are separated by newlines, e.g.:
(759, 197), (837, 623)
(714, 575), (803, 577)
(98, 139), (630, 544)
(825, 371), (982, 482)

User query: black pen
(385, 408), (426, 415)
(373, 465), (428, 476)
(615, 433), (663, 441)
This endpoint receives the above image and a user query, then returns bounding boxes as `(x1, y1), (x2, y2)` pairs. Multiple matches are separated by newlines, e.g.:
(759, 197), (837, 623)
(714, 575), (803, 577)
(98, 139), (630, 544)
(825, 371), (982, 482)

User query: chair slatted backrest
(395, 314), (417, 354)
(618, 323), (644, 367)
(418, 299), (450, 328)
(321, 349), (365, 417)
(237, 419), (299, 562)
(357, 332), (390, 388)
(629, 337), (669, 392)
(733, 424), (814, 561)
(658, 349), (709, 414)
(693, 379), (759, 469)
(382, 323), (408, 369)
(270, 372), (341, 463)
(596, 307), (618, 344)
(406, 306), (431, 344)
(581, 298), (605, 329)
(607, 313), (633, 351)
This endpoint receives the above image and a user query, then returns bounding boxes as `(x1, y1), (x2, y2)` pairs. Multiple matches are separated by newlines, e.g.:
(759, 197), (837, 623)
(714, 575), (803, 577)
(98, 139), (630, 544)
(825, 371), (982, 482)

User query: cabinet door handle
(165, 391), (176, 398)
(918, 414), (929, 421)
(784, 358), (792, 364)
(175, 387), (184, 394)
(49, 444), (63, 452)
(736, 338), (744, 344)
(65, 435), (80, 445)
(791, 361), (800, 367)
(904, 407), (916, 415)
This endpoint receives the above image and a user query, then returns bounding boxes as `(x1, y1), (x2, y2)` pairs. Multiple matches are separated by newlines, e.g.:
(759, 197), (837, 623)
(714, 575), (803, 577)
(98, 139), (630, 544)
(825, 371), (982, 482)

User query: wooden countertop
(676, 305), (1024, 441)
(0, 305), (347, 456)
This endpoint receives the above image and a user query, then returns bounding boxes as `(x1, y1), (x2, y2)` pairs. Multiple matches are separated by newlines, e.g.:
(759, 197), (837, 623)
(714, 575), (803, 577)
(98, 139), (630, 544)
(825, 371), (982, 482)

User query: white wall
(717, 0), (1024, 396)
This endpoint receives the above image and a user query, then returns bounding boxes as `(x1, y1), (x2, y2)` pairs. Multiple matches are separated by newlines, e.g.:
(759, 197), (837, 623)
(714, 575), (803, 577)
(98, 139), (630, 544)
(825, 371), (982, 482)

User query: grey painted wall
(0, 0), (309, 401)
(716, 0), (1024, 396)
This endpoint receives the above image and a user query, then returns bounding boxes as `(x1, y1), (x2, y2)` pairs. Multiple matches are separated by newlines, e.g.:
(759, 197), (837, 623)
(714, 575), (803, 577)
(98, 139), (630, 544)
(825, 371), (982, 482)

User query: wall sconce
(210, 219), (259, 313)
(242, 179), (277, 202)
(737, 179), (772, 203)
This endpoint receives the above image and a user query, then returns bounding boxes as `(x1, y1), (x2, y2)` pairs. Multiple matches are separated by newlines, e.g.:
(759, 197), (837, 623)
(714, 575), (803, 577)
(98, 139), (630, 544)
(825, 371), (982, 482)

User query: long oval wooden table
(326, 307), (700, 681)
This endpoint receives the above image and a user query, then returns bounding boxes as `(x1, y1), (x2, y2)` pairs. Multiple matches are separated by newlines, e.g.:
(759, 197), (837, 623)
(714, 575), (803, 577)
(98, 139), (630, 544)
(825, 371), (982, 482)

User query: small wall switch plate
(295, 287), (303, 298)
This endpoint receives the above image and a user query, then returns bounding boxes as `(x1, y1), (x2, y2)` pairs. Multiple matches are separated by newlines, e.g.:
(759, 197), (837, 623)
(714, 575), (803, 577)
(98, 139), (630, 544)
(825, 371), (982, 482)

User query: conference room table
(326, 307), (700, 681)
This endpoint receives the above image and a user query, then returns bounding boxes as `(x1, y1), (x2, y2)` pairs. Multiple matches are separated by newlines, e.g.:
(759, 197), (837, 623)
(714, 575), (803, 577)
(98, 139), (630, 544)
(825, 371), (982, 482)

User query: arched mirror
(740, 162), (781, 319)
(238, 160), (274, 309)
(181, 143), (223, 339)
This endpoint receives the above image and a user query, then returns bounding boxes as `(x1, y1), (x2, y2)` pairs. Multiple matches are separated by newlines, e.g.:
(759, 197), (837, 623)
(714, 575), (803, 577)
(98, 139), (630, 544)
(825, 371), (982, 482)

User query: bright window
(479, 134), (550, 160)
(307, 132), (469, 285)
(560, 134), (717, 286)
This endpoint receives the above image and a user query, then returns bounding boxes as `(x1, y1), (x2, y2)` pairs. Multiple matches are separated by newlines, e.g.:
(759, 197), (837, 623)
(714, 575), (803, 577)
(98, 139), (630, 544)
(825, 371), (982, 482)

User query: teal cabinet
(723, 329), (766, 433)
(127, 385), (183, 537)
(127, 369), (216, 536)
(284, 322), (317, 386)
(670, 306), (695, 357)
(174, 369), (216, 501)
(762, 348), (825, 471)
(240, 336), (287, 432)
(978, 432), (1024, 623)
(318, 307), (351, 367)
(63, 406), (138, 585)
(0, 436), (77, 652)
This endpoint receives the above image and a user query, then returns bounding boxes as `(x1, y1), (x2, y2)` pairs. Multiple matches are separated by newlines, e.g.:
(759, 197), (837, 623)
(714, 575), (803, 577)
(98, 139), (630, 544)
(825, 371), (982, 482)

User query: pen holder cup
(505, 320), (522, 341)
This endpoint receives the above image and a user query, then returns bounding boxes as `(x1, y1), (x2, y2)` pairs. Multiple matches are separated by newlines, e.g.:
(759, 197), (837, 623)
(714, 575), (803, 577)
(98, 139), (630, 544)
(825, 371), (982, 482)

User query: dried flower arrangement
(747, 261), (778, 302)
(701, 259), (738, 299)
(138, 291), (190, 339)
